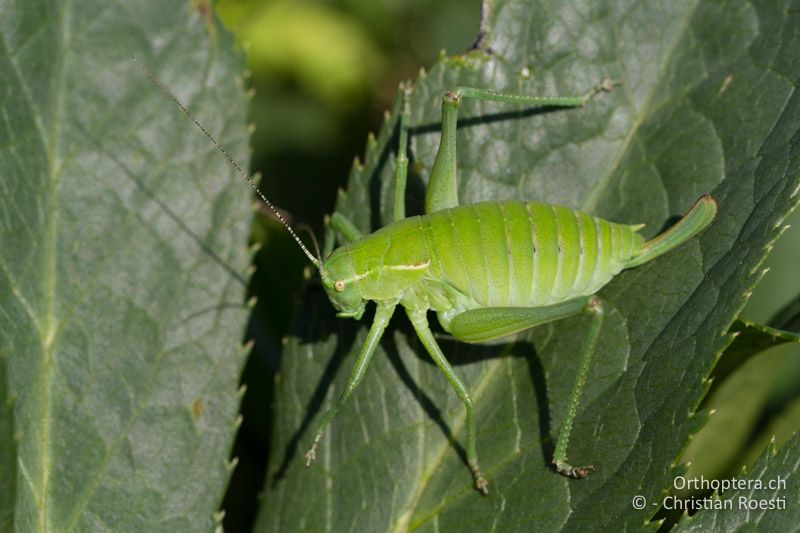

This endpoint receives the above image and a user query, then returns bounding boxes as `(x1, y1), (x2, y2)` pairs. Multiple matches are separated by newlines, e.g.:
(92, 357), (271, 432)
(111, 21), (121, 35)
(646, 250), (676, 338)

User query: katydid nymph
(140, 60), (717, 495)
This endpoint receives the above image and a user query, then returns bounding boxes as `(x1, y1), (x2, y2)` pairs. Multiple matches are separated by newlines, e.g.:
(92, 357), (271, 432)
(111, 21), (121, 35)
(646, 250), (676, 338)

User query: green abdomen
(422, 201), (644, 307)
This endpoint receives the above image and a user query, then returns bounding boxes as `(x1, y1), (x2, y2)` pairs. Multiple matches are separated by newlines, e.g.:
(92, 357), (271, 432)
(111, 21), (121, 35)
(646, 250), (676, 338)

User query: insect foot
(588, 77), (622, 102)
(474, 472), (489, 496)
(553, 462), (595, 479)
(598, 77), (617, 92)
(304, 442), (319, 467)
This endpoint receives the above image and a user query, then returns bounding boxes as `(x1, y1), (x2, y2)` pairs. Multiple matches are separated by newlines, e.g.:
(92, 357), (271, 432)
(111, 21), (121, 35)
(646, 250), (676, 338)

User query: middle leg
(305, 302), (396, 465)
(392, 83), (412, 222)
(406, 307), (489, 495)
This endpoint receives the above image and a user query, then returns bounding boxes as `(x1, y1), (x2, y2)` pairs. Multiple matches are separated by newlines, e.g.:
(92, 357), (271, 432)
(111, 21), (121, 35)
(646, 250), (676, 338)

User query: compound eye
(334, 280), (346, 292)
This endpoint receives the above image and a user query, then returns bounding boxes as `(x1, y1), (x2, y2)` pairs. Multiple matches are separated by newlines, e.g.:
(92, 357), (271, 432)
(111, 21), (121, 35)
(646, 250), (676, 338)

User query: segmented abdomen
(422, 201), (644, 307)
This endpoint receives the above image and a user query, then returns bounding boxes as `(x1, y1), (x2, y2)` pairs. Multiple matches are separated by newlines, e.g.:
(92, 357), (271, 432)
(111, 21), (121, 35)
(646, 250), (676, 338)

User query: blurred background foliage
(210, 1), (799, 529)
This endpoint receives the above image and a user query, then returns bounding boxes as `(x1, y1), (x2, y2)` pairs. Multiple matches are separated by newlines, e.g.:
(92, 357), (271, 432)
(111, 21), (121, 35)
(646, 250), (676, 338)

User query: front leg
(305, 302), (396, 466)
(406, 307), (489, 495)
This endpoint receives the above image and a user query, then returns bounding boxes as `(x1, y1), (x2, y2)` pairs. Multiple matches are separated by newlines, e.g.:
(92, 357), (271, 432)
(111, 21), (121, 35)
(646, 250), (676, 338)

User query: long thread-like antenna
(132, 55), (321, 269)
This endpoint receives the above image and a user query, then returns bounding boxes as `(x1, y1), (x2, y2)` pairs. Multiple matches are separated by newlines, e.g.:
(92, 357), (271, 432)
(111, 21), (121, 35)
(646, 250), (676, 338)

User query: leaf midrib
(29, 1), (72, 530)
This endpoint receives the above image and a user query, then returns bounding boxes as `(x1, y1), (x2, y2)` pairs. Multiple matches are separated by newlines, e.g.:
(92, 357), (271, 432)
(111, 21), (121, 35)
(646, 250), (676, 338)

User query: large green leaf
(680, 340), (797, 488)
(741, 207), (800, 324)
(260, 0), (800, 530)
(709, 319), (800, 391)
(673, 433), (800, 532)
(670, 319), (800, 526)
(0, 0), (251, 530)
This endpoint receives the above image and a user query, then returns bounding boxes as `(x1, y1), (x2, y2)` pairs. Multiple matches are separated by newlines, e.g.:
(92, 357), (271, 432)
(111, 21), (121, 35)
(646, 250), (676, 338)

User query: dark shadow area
(658, 214), (683, 235)
(769, 296), (800, 333)
(382, 324), (469, 465)
(368, 122), (398, 232)
(409, 105), (578, 137)
(404, 155), (428, 220)
(521, 342), (553, 465)
(221, 311), (272, 532)
(434, 334), (553, 470)
(269, 285), (359, 486)
(220, 220), (312, 531)
(267, 301), (555, 489)
(0, 353), (16, 530)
